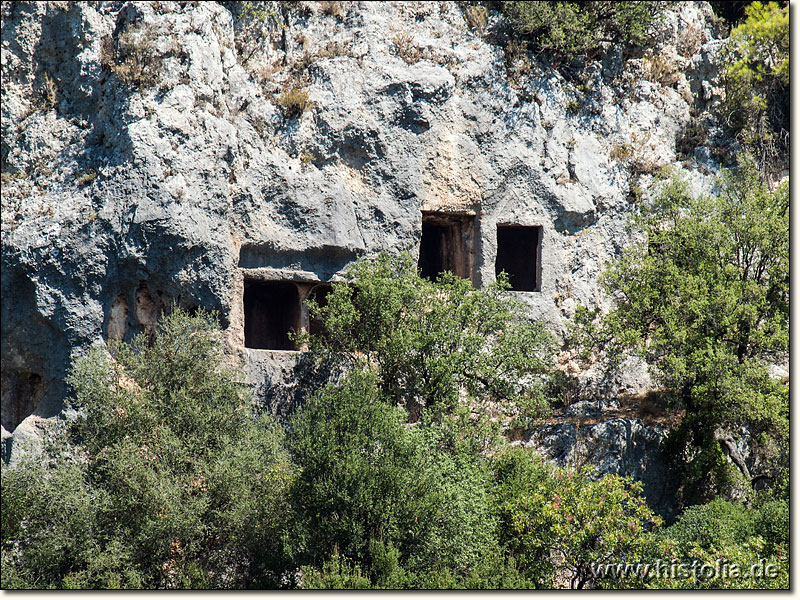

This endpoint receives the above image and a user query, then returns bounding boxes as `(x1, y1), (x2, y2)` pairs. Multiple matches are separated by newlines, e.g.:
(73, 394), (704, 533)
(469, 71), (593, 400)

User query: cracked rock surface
(2, 1), (726, 469)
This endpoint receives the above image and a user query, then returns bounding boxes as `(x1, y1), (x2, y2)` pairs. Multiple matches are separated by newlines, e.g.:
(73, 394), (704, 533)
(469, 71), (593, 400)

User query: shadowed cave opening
(244, 280), (301, 350)
(1, 370), (43, 432)
(418, 212), (475, 282)
(495, 225), (542, 292)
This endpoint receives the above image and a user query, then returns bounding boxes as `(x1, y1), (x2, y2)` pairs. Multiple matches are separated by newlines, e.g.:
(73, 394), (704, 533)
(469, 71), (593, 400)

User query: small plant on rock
(643, 53), (678, 86)
(392, 31), (426, 64)
(275, 85), (312, 118)
(99, 22), (163, 88)
(75, 169), (98, 186)
(463, 4), (489, 34)
(566, 98), (581, 115)
(38, 71), (58, 111)
(319, 1), (344, 18)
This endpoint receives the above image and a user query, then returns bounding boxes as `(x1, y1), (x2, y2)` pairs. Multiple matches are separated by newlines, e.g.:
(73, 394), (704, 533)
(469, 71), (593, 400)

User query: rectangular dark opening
(307, 283), (333, 339)
(418, 213), (475, 282)
(244, 280), (300, 350)
(495, 225), (542, 292)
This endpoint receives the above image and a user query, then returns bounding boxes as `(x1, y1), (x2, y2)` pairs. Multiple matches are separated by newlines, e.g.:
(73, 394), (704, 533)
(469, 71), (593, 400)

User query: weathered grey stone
(2, 1), (727, 467)
(524, 418), (674, 519)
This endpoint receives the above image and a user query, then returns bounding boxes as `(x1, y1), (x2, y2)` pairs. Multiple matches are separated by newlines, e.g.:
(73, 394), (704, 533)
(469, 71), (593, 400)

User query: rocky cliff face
(2, 1), (726, 465)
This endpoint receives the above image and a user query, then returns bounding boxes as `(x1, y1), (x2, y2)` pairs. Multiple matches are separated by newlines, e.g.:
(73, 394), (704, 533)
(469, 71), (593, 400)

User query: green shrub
(494, 448), (660, 589)
(500, 1), (665, 57)
(1, 309), (293, 589)
(662, 496), (786, 558)
(664, 497), (753, 549)
(303, 252), (554, 423)
(719, 1), (789, 177)
(302, 552), (373, 589)
(289, 368), (506, 588)
(626, 498), (789, 589)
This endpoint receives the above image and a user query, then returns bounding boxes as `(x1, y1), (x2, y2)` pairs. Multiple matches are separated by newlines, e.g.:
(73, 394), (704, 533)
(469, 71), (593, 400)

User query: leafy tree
(288, 367), (513, 589)
(719, 1), (789, 177)
(290, 253), (565, 588)
(614, 497), (789, 589)
(292, 254), (673, 589)
(303, 252), (554, 426)
(1, 309), (293, 589)
(500, 1), (665, 57)
(494, 448), (660, 589)
(2, 450), (123, 589)
(574, 159), (788, 505)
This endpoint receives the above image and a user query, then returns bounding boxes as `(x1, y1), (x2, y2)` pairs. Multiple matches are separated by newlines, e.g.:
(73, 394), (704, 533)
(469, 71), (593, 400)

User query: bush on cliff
(500, 1), (664, 57)
(1, 309), (293, 589)
(573, 157), (788, 506)
(719, 1), (789, 177)
(302, 252), (554, 427)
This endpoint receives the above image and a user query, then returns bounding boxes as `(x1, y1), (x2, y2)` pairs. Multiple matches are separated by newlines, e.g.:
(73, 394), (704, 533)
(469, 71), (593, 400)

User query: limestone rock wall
(2, 1), (726, 460)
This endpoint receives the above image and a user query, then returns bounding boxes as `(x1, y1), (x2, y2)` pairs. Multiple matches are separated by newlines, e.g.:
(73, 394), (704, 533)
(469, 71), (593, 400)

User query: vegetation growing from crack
(99, 22), (164, 88)
(499, 1), (665, 57)
(718, 1), (788, 179)
(571, 154), (788, 513)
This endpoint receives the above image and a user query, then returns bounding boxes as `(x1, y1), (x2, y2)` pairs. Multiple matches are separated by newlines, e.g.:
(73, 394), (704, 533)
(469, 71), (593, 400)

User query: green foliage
(288, 367), (506, 589)
(291, 254), (669, 588)
(620, 497), (789, 589)
(8, 247), (780, 589)
(664, 497), (753, 549)
(566, 98), (581, 115)
(575, 159), (788, 506)
(500, 1), (664, 57)
(304, 252), (554, 422)
(1, 309), (293, 589)
(302, 552), (373, 589)
(1, 451), (130, 589)
(225, 1), (281, 65)
(719, 1), (789, 176)
(662, 496), (787, 559)
(495, 448), (660, 589)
